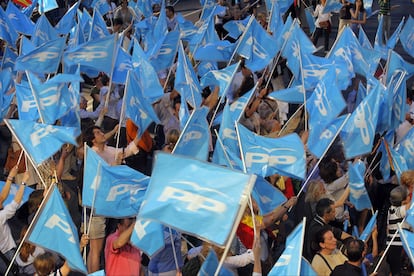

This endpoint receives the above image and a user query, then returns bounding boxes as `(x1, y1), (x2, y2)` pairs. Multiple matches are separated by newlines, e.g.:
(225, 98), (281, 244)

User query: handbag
(319, 20), (330, 29)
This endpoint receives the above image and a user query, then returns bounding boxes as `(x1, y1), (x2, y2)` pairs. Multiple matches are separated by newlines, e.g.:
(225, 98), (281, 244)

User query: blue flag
(329, 27), (380, 79)
(396, 127), (414, 169)
(131, 218), (164, 257)
(194, 40), (235, 62)
(252, 176), (287, 215)
(238, 123), (306, 179)
(305, 6), (316, 34)
(91, 0), (110, 16)
(6, 1), (35, 36)
(386, 51), (414, 82)
(281, 21), (316, 77)
(174, 107), (211, 161)
(38, 0), (58, 14)
(199, 249), (234, 276)
(398, 225), (414, 268)
(113, 46), (133, 84)
(268, 3), (284, 40)
(223, 16), (250, 39)
(28, 186), (87, 273)
(124, 71), (160, 138)
(212, 87), (255, 169)
(406, 195), (414, 229)
(131, 41), (164, 103)
(175, 41), (202, 109)
(89, 8), (110, 41)
(359, 26), (373, 49)
(268, 86), (312, 104)
(379, 141), (391, 180)
(15, 81), (40, 121)
(0, 6), (18, 47)
(237, 17), (278, 71)
(64, 34), (116, 75)
(269, 219), (306, 275)
(321, 0), (342, 13)
(388, 71), (407, 130)
(5, 119), (78, 165)
(348, 160), (372, 211)
(359, 211), (377, 242)
(26, 72), (77, 125)
(55, 2), (79, 34)
(306, 68), (346, 134)
(0, 181), (34, 207)
(31, 14), (59, 47)
(15, 36), (66, 74)
(300, 257), (317, 275)
(387, 17), (404, 51)
(148, 30), (180, 73)
(197, 61), (218, 78)
(308, 115), (349, 159)
(1, 46), (18, 70)
(139, 152), (256, 246)
(68, 23), (85, 49)
(200, 62), (240, 97)
(341, 78), (382, 159)
(177, 13), (198, 42)
(400, 15), (414, 58)
(83, 146), (150, 217)
(389, 145), (408, 182)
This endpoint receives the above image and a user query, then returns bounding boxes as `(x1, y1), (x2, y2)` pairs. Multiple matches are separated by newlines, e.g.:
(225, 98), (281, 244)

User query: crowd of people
(0, 0), (414, 275)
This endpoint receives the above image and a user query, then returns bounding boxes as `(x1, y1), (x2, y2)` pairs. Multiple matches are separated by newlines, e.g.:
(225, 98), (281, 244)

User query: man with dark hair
(331, 238), (365, 275)
(165, 5), (177, 31)
(304, 198), (351, 262)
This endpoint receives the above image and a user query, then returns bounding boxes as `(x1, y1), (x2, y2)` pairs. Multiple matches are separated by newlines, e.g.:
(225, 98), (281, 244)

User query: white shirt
(314, 4), (331, 27)
(0, 200), (19, 253)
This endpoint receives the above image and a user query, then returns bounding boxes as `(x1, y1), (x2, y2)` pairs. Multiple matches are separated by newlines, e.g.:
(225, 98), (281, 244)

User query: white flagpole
(114, 70), (130, 160)
(25, 70), (45, 124)
(214, 174), (257, 276)
(208, 61), (242, 128)
(171, 108), (197, 154)
(213, 128), (234, 169)
(227, 15), (255, 67)
(277, 103), (304, 137)
(236, 82), (259, 123)
(87, 161), (102, 236)
(5, 182), (55, 276)
(296, 113), (351, 198)
(3, 119), (48, 189)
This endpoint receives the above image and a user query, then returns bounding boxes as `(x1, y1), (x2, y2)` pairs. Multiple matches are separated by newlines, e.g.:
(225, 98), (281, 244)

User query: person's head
(84, 126), (105, 147)
(33, 252), (56, 276)
(390, 185), (408, 206)
(121, 0), (128, 7)
(319, 159), (341, 184)
(165, 129), (180, 151)
(152, 3), (161, 16)
(28, 190), (44, 215)
(113, 17), (124, 32)
(116, 217), (136, 233)
(401, 170), (414, 194)
(313, 227), (337, 253)
(166, 5), (174, 18)
(345, 238), (365, 262)
(305, 180), (326, 203)
(354, 0), (365, 11)
(315, 198), (336, 221)
(19, 225), (36, 263)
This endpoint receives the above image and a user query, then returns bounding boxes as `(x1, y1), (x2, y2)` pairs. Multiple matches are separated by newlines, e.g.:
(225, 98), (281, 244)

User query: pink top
(105, 230), (141, 276)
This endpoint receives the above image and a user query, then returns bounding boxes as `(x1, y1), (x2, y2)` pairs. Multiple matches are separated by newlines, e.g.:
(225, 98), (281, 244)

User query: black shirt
(331, 261), (363, 276)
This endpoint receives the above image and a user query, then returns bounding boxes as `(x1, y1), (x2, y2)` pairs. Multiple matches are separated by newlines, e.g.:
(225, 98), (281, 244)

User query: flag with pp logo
(138, 152), (256, 246)
(238, 123), (306, 180)
(28, 185), (87, 274)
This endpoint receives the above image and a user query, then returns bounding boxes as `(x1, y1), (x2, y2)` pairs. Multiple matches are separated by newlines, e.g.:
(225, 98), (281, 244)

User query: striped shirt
(378, 0), (391, 15)
(387, 205), (407, 246)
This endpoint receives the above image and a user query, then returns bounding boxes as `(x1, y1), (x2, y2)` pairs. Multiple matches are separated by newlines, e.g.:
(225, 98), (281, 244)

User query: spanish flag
(13, 0), (32, 8)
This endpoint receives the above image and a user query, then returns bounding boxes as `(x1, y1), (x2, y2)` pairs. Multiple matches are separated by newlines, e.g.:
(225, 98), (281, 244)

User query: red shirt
(105, 230), (141, 276)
